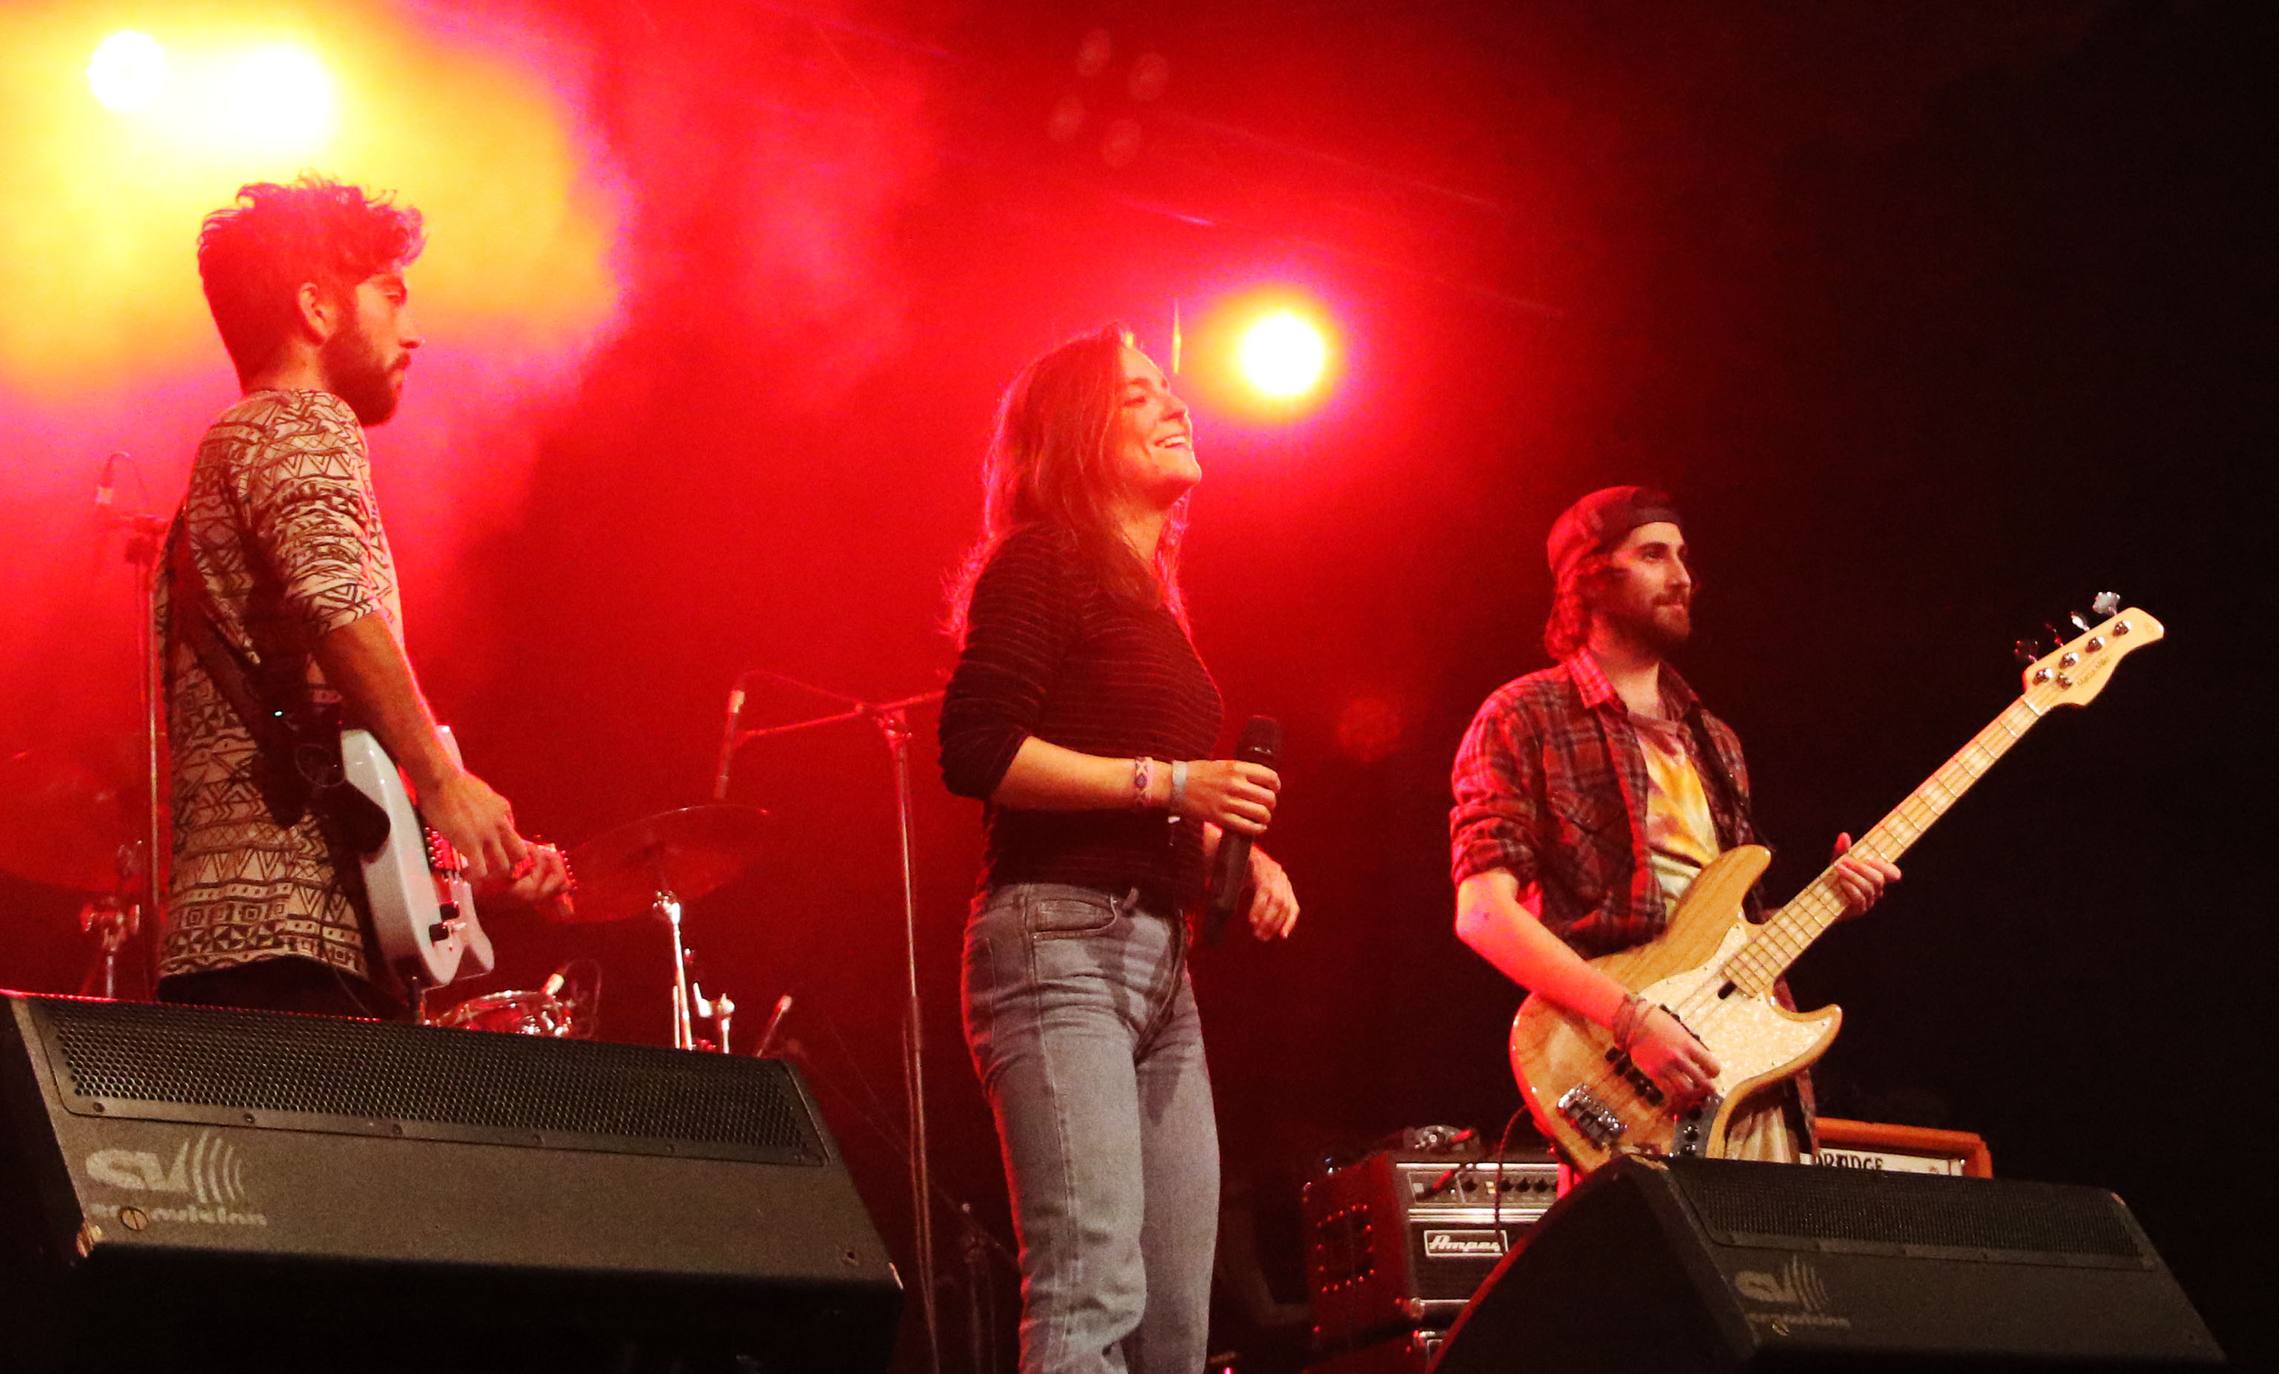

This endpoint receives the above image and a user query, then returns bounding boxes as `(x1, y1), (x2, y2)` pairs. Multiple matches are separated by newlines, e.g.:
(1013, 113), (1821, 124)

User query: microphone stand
(98, 470), (169, 1000)
(715, 671), (948, 1374)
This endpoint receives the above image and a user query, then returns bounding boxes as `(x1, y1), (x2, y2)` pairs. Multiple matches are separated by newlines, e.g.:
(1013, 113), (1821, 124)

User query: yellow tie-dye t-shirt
(1632, 711), (1719, 914)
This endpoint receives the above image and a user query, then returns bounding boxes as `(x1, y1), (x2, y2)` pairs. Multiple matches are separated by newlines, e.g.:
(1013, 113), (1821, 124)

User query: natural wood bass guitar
(1508, 598), (2162, 1173)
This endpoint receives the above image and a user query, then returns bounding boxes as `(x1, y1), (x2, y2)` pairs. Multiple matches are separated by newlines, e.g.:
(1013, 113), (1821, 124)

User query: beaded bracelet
(1613, 993), (1649, 1051)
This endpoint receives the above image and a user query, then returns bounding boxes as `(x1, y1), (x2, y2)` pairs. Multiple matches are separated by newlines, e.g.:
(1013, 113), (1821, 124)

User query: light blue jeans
(962, 882), (1219, 1374)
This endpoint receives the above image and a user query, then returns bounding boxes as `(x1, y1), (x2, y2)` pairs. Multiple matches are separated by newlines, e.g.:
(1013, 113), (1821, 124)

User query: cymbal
(0, 747), (138, 893)
(560, 804), (768, 924)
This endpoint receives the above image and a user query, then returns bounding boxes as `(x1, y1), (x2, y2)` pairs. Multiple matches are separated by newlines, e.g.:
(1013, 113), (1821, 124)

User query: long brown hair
(946, 324), (1190, 644)
(1542, 550), (1615, 659)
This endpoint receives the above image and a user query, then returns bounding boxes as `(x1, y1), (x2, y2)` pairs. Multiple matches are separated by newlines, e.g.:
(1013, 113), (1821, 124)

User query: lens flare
(87, 30), (168, 113)
(1238, 309), (1330, 399)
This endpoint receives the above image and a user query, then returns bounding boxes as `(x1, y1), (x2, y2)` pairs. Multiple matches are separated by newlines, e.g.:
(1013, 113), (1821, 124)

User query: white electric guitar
(340, 726), (496, 994)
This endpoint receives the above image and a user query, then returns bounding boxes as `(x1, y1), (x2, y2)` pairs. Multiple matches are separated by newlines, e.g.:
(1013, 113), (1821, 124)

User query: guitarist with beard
(1448, 486), (1900, 1165)
(156, 178), (570, 1019)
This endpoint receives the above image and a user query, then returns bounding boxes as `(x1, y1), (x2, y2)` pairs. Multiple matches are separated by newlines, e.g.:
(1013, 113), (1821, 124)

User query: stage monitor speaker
(0, 991), (901, 1374)
(1432, 1154), (2223, 1372)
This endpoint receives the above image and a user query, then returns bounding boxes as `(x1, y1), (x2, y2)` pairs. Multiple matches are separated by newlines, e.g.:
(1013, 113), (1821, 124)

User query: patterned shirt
(1451, 651), (1756, 956)
(157, 390), (401, 982)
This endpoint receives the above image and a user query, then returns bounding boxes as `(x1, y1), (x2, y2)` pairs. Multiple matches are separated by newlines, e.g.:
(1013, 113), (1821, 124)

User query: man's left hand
(1246, 847), (1300, 941)
(1830, 833), (1900, 918)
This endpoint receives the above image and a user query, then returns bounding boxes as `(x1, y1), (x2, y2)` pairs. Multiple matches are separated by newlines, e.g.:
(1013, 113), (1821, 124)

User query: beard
(320, 326), (404, 426)
(1604, 593), (1693, 655)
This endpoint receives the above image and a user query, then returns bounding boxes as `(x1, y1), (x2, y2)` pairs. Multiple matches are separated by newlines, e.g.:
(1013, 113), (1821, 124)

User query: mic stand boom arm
(706, 674), (948, 1374)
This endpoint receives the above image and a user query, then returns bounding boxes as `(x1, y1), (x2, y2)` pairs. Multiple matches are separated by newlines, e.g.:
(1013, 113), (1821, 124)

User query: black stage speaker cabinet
(1431, 1154), (2224, 1373)
(0, 992), (902, 1374)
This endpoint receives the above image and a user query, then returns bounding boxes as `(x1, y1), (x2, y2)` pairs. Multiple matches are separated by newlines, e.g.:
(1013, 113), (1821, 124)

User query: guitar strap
(165, 519), (391, 852)
(1681, 709), (1764, 921)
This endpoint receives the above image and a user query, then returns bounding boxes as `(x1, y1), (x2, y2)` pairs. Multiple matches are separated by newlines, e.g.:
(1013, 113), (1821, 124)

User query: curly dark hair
(196, 176), (425, 385)
(944, 324), (1191, 644)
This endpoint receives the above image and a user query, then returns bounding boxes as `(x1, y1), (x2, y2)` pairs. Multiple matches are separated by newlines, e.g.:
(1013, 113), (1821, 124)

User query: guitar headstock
(2020, 594), (2164, 710)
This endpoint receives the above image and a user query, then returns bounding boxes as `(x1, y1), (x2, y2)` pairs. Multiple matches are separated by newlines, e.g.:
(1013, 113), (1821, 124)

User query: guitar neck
(1724, 693), (2048, 993)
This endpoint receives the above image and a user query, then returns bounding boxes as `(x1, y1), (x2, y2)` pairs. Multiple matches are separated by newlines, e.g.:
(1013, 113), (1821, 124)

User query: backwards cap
(1545, 485), (1682, 584)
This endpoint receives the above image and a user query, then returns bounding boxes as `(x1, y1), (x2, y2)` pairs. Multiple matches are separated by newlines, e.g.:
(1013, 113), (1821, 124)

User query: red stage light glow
(1238, 309), (1330, 399)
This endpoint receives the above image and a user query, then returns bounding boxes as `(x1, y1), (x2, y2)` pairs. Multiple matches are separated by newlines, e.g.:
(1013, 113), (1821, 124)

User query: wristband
(1131, 757), (1156, 809)
(1613, 992), (1648, 1051)
(1168, 759), (1189, 813)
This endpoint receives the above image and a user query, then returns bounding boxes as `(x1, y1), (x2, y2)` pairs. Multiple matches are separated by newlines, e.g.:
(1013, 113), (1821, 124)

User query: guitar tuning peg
(2091, 591), (2120, 617)
(2044, 622), (2068, 649)
(2068, 610), (2091, 632)
(2013, 638), (2040, 666)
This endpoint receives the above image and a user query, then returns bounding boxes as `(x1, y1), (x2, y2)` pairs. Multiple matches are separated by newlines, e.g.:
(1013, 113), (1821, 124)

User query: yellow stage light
(1, 2), (625, 401)
(87, 30), (168, 114)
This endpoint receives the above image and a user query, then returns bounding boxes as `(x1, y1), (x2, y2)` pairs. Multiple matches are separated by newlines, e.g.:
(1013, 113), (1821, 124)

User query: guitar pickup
(1602, 1048), (1665, 1107)
(1557, 1086), (1627, 1147)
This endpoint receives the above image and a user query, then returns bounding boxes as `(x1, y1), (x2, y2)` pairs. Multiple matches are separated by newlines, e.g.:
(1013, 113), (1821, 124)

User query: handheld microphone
(1204, 715), (1281, 945)
(712, 681), (746, 800)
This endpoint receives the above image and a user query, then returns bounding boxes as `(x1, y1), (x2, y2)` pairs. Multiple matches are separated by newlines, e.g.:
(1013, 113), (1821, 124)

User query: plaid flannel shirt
(1450, 651), (1758, 956)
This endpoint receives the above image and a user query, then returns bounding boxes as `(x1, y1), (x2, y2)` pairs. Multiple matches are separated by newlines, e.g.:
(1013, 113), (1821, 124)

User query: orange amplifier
(1808, 1117), (1993, 1178)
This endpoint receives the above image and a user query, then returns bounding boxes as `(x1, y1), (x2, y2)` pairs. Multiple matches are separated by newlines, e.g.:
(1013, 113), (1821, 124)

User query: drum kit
(477, 802), (779, 1052)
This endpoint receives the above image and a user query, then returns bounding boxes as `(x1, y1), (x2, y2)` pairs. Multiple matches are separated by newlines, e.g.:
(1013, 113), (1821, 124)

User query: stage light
(208, 42), (338, 156)
(1238, 309), (1330, 399)
(5, 2), (624, 398)
(87, 31), (167, 113)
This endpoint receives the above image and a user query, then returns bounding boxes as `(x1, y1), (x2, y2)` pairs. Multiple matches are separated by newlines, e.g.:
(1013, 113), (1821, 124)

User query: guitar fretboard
(1720, 694), (2046, 994)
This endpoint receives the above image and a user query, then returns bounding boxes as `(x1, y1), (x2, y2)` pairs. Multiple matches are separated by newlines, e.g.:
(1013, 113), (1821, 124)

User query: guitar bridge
(1557, 1086), (1627, 1147)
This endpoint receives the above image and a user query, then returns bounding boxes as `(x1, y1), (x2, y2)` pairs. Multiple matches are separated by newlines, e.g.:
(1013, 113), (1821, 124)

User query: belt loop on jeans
(1117, 886), (1142, 917)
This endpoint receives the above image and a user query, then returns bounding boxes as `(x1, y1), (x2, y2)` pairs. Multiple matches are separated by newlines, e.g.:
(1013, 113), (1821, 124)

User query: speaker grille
(27, 996), (821, 1164)
(1670, 1158), (2146, 1261)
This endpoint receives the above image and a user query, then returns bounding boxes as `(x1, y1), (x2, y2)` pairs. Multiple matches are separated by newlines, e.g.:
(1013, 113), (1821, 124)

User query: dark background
(3, 2), (2269, 1367)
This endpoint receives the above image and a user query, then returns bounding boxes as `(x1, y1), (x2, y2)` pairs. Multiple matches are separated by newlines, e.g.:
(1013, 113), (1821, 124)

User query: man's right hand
(1629, 1006), (1721, 1112)
(418, 770), (528, 882)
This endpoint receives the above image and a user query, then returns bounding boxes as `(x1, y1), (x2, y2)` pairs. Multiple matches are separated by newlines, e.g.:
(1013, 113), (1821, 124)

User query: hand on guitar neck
(1829, 832), (1901, 918)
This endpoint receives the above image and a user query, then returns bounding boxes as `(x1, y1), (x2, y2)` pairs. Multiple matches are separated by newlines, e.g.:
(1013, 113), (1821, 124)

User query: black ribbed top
(939, 525), (1223, 911)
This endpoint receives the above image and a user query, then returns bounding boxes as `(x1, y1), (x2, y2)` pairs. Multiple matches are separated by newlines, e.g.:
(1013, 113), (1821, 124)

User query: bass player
(1448, 485), (1899, 1162)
